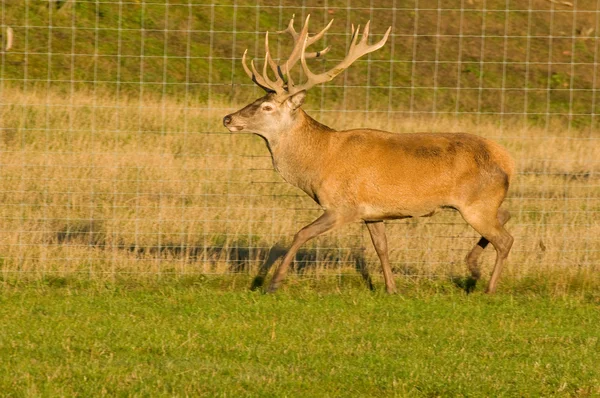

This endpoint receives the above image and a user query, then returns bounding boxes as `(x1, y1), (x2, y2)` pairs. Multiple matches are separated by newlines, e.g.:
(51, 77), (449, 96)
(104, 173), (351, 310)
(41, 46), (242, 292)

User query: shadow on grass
(451, 276), (479, 294)
(248, 244), (374, 292)
(52, 220), (374, 290)
(51, 220), (509, 295)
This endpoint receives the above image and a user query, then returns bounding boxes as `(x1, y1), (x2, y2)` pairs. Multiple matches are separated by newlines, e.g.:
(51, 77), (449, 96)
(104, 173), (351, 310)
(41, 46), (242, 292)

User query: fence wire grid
(0, 0), (598, 282)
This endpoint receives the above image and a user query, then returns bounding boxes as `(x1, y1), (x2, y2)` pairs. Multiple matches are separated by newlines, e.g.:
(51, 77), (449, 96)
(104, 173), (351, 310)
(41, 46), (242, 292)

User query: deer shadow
(53, 220), (478, 293)
(52, 221), (373, 289)
(450, 276), (479, 294)
(129, 242), (374, 290)
(248, 244), (374, 291)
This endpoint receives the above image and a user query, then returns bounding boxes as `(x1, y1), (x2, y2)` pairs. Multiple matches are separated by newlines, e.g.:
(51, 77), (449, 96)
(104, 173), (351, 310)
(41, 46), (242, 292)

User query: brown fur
(224, 92), (514, 294)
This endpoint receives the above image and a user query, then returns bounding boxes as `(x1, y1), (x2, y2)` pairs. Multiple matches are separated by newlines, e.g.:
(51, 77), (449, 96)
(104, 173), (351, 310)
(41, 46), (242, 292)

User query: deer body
(224, 15), (514, 294)
(265, 109), (513, 222)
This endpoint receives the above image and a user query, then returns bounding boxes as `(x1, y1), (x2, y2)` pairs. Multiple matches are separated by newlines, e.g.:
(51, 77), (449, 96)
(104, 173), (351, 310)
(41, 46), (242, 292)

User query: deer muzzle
(223, 114), (245, 132)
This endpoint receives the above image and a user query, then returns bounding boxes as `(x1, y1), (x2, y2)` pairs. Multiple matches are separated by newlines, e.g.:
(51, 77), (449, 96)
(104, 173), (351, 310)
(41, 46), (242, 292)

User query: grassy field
(1, 86), (599, 289)
(0, 3), (599, 395)
(0, 279), (599, 396)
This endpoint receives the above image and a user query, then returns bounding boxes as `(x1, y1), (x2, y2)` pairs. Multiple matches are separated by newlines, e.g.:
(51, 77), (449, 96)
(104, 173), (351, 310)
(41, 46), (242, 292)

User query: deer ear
(286, 90), (306, 110)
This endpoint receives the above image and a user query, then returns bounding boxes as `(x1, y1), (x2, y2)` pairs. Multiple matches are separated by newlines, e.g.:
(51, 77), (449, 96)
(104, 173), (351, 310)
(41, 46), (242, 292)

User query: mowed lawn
(0, 279), (599, 397)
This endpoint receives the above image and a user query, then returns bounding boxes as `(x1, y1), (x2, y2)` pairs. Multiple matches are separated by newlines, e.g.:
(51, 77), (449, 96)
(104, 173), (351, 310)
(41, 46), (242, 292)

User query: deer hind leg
(365, 221), (397, 294)
(465, 207), (511, 280)
(461, 206), (514, 294)
(267, 211), (352, 293)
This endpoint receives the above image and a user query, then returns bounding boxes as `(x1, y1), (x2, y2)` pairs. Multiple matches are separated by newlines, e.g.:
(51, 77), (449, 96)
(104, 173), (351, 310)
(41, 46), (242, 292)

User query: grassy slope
(0, 281), (599, 396)
(2, 0), (599, 126)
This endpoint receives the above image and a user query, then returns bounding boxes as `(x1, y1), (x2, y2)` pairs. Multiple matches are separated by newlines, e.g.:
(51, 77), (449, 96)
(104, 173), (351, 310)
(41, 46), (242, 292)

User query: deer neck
(264, 110), (335, 199)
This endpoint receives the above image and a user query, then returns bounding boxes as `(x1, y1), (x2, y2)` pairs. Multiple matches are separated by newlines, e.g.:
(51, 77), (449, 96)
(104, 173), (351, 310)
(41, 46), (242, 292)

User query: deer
(222, 15), (515, 294)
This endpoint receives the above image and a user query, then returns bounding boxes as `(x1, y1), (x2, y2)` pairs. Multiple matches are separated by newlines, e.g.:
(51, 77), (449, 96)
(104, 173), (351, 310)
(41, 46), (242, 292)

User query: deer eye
(262, 105), (274, 112)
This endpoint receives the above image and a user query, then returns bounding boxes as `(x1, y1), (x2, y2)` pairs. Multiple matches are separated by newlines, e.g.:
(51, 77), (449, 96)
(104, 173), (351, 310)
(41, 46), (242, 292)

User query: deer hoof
(266, 283), (280, 294)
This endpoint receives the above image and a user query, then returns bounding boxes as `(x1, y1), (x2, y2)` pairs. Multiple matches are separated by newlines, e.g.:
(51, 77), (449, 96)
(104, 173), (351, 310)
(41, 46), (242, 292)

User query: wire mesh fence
(0, 0), (598, 282)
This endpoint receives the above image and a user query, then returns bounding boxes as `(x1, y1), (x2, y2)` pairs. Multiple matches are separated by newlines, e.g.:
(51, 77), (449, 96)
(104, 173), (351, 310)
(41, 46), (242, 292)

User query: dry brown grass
(0, 87), (598, 286)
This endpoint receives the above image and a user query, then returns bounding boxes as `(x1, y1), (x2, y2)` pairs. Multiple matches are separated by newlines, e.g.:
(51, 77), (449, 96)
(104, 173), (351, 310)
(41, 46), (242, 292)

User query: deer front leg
(365, 220), (397, 294)
(268, 211), (351, 293)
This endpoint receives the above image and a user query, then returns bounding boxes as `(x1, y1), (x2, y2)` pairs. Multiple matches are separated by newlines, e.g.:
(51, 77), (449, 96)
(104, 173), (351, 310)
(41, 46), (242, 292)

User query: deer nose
(223, 115), (232, 127)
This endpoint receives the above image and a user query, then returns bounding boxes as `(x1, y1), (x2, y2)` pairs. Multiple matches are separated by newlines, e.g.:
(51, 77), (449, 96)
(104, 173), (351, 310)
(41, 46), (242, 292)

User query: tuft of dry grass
(0, 87), (599, 288)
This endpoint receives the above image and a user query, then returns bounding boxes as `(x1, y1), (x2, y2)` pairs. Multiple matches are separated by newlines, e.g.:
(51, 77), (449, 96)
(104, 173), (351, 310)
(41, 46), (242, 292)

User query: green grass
(1, 278), (599, 396)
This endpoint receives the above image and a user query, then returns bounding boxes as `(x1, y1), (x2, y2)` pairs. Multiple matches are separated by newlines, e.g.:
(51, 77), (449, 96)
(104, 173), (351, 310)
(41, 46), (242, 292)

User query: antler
(241, 15), (391, 98)
(290, 21), (391, 95)
(241, 31), (286, 94)
(2, 26), (13, 52)
(276, 14), (333, 74)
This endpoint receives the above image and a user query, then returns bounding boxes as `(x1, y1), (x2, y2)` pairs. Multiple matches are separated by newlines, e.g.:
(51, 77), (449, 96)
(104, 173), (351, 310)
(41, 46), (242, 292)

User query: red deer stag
(223, 15), (514, 294)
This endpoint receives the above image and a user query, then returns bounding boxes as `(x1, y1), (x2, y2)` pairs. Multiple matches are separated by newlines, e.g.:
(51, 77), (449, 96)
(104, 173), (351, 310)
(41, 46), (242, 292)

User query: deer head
(223, 15), (391, 138)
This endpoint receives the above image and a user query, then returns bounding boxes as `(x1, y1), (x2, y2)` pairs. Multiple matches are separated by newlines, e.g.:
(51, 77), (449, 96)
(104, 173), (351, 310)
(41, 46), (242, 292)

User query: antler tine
(241, 31), (287, 95)
(369, 25), (392, 52)
(264, 31), (285, 84)
(306, 18), (334, 46)
(3, 26), (13, 52)
(361, 21), (370, 44)
(263, 51), (286, 90)
(241, 49), (255, 81)
(277, 13), (298, 39)
(351, 24), (361, 47)
(294, 36), (321, 94)
(285, 61), (294, 87)
(302, 18), (334, 60)
(278, 14), (333, 73)
(242, 49), (280, 94)
(250, 58), (277, 93)
(289, 21), (391, 95)
(282, 14), (311, 74)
